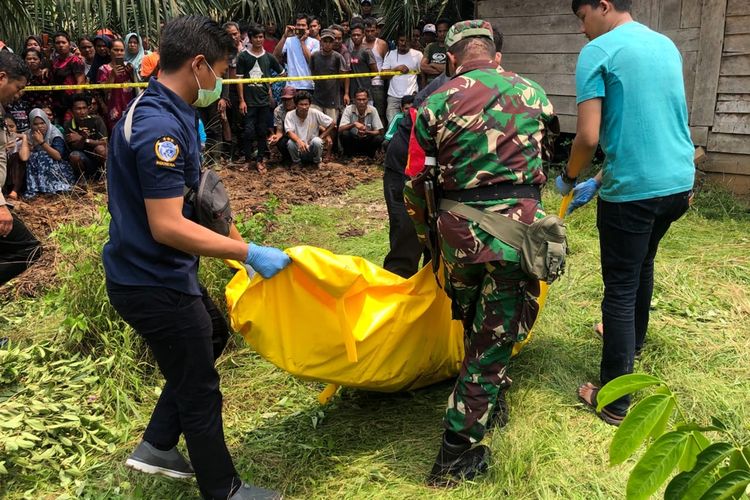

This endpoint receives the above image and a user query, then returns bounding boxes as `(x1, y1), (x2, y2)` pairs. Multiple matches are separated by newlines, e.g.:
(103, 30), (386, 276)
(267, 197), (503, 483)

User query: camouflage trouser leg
(443, 259), (539, 443)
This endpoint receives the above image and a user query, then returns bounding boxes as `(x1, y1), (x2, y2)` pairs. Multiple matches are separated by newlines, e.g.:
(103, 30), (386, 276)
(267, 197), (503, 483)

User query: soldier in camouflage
(403, 20), (557, 487)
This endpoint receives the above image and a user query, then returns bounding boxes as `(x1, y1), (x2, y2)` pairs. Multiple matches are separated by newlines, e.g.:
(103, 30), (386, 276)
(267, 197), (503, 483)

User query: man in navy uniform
(103, 16), (288, 500)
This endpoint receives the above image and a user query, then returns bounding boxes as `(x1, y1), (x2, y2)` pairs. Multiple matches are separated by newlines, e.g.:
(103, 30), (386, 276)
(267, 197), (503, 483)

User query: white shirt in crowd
(284, 108), (333, 144)
(382, 48), (422, 98)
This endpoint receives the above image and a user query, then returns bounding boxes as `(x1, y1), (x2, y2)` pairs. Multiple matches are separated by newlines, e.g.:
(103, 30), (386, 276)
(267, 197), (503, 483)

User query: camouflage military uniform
(405, 35), (556, 445)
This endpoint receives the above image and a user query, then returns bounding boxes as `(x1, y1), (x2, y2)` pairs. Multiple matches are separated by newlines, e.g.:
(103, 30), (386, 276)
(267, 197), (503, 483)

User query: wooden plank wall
(477, 0), (703, 138)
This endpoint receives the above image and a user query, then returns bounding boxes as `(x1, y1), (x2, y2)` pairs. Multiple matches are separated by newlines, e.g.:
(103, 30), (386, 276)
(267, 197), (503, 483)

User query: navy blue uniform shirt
(103, 79), (202, 295)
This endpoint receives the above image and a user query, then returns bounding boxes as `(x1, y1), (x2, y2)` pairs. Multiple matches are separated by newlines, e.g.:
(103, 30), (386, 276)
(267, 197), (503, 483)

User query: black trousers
(341, 129), (383, 158)
(0, 212), (42, 286)
(107, 283), (240, 500)
(243, 106), (272, 162)
(382, 168), (429, 278)
(597, 191), (690, 415)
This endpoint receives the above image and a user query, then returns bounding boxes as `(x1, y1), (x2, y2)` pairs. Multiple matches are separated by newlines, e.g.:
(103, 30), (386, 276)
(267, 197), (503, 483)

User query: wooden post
(690, 0), (728, 126)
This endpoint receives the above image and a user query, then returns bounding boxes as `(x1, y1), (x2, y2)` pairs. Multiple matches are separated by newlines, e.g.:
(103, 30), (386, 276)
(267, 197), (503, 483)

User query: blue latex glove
(245, 243), (291, 279)
(555, 174), (575, 195)
(567, 178), (602, 215)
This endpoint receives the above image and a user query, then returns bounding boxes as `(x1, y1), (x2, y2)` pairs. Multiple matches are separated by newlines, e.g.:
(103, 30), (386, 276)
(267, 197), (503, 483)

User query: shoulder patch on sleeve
(154, 136), (180, 166)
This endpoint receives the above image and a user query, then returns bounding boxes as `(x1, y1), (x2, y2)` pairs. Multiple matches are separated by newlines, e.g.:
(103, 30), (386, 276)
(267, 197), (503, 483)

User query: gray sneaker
(228, 482), (282, 500)
(125, 440), (195, 479)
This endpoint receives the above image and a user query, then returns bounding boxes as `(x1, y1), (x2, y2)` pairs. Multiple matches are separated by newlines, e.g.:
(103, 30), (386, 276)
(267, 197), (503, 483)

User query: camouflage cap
(445, 19), (493, 49)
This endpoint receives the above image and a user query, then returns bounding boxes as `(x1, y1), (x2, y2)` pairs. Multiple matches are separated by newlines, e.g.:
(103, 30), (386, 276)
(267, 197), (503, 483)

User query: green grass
(1, 180), (749, 499)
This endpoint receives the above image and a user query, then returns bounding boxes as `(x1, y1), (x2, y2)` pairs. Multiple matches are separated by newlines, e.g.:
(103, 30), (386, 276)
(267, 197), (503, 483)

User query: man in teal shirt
(556, 0), (694, 425)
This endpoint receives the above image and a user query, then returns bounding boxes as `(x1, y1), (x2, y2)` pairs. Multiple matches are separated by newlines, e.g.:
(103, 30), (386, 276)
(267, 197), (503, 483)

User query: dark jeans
(107, 283), (240, 500)
(371, 85), (387, 127)
(382, 168), (429, 278)
(341, 128), (383, 158)
(0, 212), (42, 286)
(243, 106), (272, 162)
(597, 191), (690, 414)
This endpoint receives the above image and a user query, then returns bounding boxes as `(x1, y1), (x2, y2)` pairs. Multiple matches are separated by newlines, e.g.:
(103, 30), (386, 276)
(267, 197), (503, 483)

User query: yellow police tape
(225, 192), (575, 405)
(22, 70), (420, 92)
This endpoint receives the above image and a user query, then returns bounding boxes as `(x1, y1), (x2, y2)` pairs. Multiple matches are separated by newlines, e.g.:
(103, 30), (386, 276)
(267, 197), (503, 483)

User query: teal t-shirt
(575, 22), (694, 202)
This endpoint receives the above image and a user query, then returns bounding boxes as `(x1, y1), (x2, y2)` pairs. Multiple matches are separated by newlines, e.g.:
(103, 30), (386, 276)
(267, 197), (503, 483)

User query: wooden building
(476, 0), (750, 195)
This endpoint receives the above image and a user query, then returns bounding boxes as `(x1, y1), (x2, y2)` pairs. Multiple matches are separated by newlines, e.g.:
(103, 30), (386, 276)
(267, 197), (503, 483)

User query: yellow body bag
(225, 195), (572, 400)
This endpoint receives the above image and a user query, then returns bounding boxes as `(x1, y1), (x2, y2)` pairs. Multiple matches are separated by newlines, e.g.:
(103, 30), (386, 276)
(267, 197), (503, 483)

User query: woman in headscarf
(18, 109), (76, 197)
(124, 32), (145, 80)
(87, 34), (111, 83)
(50, 31), (86, 123)
(96, 39), (135, 130)
(24, 36), (43, 53)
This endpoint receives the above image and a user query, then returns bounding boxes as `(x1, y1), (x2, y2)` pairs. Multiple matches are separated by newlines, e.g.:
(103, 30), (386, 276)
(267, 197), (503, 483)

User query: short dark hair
(448, 36), (495, 60)
(70, 93), (92, 106)
(295, 13), (310, 24)
(364, 17), (378, 28)
(53, 31), (71, 42)
(354, 88), (370, 98)
(77, 35), (93, 46)
(21, 48), (43, 62)
(492, 24), (504, 52)
(571, 0), (632, 13)
(294, 90), (312, 104)
(401, 94), (415, 106)
(329, 24), (344, 33)
(351, 23), (365, 33)
(0, 52), (32, 82)
(248, 25), (264, 38)
(435, 18), (451, 29)
(159, 15), (236, 72)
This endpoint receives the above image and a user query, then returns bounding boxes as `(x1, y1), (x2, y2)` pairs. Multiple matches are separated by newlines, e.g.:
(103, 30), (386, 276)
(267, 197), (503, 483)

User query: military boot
(426, 433), (491, 487)
(487, 390), (510, 430)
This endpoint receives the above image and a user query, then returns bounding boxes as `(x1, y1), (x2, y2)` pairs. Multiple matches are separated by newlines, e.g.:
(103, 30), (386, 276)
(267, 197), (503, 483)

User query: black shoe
(125, 441), (194, 479)
(426, 436), (491, 487)
(487, 390), (510, 430)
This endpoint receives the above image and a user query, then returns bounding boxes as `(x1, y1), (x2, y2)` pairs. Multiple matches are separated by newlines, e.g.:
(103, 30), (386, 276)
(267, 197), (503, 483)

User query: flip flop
(577, 382), (625, 427)
(256, 162), (267, 175)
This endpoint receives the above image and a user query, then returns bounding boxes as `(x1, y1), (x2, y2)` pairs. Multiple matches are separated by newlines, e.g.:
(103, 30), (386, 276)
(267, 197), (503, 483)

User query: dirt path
(6, 157), (383, 297)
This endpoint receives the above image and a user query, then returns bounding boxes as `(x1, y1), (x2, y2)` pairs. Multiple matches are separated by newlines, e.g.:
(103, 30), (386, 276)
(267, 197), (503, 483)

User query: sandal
(577, 382), (626, 427)
(255, 161), (267, 175)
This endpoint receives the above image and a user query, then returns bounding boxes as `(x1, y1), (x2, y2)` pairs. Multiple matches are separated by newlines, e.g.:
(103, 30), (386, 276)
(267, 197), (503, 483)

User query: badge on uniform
(154, 136), (180, 167)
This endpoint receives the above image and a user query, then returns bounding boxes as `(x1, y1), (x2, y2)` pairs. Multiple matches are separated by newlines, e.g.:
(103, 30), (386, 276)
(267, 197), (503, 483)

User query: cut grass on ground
(1, 180), (748, 499)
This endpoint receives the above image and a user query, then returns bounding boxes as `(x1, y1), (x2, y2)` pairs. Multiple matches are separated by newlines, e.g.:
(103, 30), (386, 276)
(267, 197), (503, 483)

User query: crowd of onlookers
(1, 0), (453, 201)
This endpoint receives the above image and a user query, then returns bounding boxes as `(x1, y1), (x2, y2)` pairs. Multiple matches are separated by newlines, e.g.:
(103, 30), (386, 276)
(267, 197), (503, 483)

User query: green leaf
(627, 430), (690, 500)
(711, 417), (729, 431)
(597, 374), (663, 412)
(649, 397), (675, 440)
(680, 432), (709, 472)
(699, 470), (750, 500)
(665, 442), (735, 500)
(610, 394), (673, 466)
(676, 423), (726, 434)
(728, 447), (750, 472)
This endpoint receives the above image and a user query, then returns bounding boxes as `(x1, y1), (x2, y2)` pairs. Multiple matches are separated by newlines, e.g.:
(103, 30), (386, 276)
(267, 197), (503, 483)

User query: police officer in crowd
(404, 20), (557, 486)
(103, 16), (289, 500)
